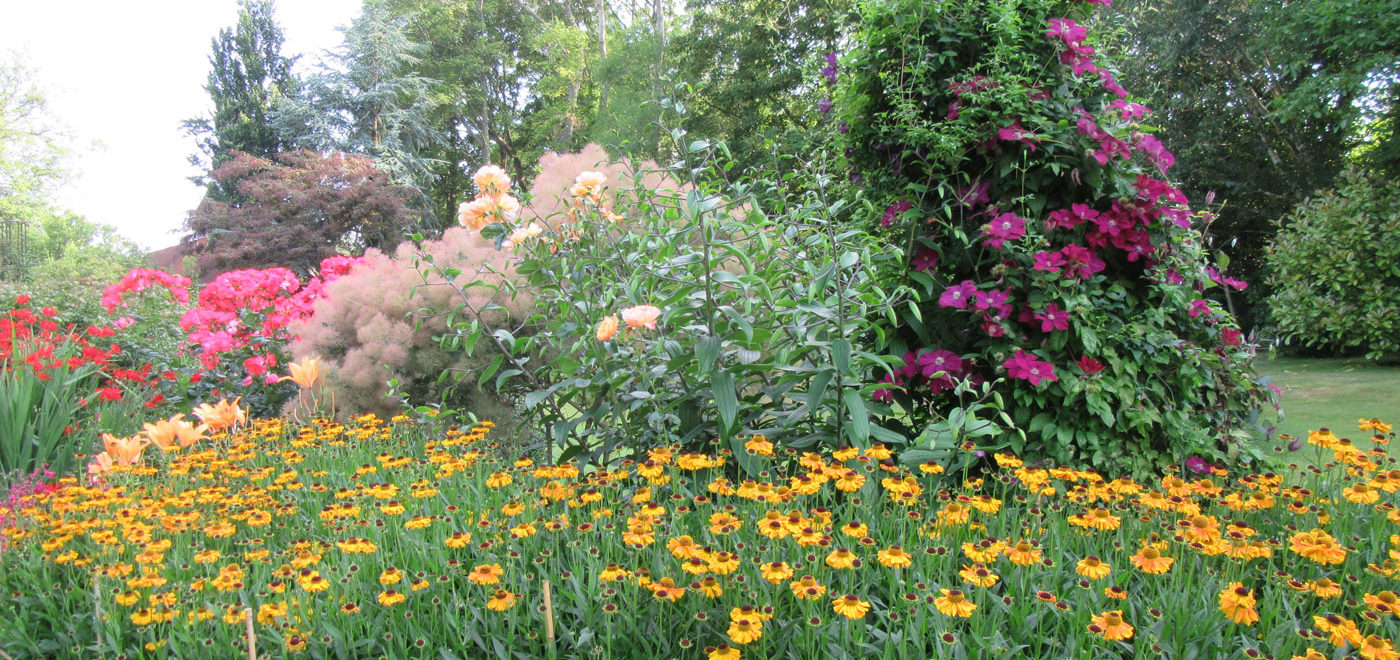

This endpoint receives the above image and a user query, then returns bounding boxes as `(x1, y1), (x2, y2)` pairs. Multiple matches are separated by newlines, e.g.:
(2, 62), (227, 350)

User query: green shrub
(831, 0), (1276, 477)
(1265, 168), (1400, 359)
(433, 139), (908, 466)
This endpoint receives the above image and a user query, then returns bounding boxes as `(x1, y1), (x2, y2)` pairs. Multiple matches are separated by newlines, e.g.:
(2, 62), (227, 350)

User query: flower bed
(0, 415), (1396, 658)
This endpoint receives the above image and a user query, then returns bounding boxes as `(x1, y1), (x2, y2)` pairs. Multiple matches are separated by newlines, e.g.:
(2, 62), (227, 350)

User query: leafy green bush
(432, 140), (908, 466)
(831, 0), (1276, 477)
(1265, 168), (1400, 359)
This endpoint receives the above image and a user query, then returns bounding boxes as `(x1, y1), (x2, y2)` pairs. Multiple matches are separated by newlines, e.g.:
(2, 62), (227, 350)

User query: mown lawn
(1255, 356), (1400, 441)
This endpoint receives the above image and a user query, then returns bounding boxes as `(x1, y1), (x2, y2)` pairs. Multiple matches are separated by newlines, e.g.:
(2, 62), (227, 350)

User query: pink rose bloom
(621, 305), (662, 330)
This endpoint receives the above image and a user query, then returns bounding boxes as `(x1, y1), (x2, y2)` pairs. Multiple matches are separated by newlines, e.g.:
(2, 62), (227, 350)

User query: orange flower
(87, 451), (115, 476)
(1360, 635), (1400, 660)
(1130, 545), (1174, 574)
(934, 589), (977, 618)
(832, 594), (871, 619)
(1217, 583), (1259, 625)
(101, 433), (149, 465)
(596, 315), (619, 341)
(140, 414), (207, 452)
(620, 305), (661, 330)
(1089, 610), (1133, 641)
(283, 356), (321, 389)
(473, 165), (512, 196)
(191, 398), (247, 431)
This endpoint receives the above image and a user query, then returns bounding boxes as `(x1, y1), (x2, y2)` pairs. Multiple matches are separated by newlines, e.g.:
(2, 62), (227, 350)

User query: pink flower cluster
(178, 257), (366, 370)
(1045, 18), (1127, 98)
(101, 268), (192, 313)
(874, 348), (975, 401)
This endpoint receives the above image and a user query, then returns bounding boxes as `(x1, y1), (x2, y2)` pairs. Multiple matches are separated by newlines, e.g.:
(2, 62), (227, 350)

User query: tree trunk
(597, 0), (609, 113)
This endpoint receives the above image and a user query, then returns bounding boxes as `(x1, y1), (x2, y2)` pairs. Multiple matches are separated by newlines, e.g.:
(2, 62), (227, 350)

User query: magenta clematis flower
(939, 280), (978, 309)
(1033, 303), (1071, 332)
(1004, 349), (1057, 385)
(982, 212), (1026, 249)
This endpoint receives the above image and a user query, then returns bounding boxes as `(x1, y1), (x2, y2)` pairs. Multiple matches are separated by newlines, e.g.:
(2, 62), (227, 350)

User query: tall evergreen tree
(183, 0), (298, 193)
(272, 3), (444, 195)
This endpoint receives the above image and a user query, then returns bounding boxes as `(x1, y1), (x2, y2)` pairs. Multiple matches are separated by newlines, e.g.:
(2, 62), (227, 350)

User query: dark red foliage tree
(184, 150), (428, 275)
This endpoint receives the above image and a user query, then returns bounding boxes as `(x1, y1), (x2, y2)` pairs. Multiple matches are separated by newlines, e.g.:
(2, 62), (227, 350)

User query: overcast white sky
(0, 0), (362, 250)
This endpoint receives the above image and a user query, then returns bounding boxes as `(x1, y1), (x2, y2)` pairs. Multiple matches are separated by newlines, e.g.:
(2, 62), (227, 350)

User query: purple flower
(880, 200), (912, 228)
(1033, 303), (1071, 332)
(911, 249), (939, 272)
(821, 52), (839, 85)
(981, 212), (1026, 250)
(818, 97), (833, 115)
(997, 121), (1041, 152)
(1032, 251), (1067, 273)
(1185, 456), (1212, 474)
(837, 121), (848, 134)
(1003, 349), (1057, 386)
(917, 349), (964, 379)
(939, 280), (977, 309)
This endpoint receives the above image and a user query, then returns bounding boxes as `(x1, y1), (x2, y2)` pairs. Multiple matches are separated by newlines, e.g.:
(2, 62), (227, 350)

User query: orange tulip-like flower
(142, 414), (208, 451)
(283, 356), (322, 389)
(87, 451), (115, 476)
(191, 398), (247, 431)
(620, 305), (661, 330)
(101, 433), (148, 465)
(596, 315), (619, 341)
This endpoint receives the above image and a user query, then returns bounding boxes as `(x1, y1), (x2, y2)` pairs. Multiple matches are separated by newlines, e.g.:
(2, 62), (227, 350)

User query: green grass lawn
(1255, 356), (1400, 442)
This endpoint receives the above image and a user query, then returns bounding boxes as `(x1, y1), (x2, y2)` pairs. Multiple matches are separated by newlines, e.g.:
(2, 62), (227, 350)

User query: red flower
(97, 387), (122, 402)
(15, 294), (29, 305)
(40, 307), (56, 317)
(1076, 356), (1106, 375)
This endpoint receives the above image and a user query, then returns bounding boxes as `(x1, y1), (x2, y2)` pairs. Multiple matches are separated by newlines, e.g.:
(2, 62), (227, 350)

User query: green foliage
(437, 138), (908, 466)
(1101, 0), (1377, 327)
(0, 51), (69, 221)
(183, 0), (299, 193)
(834, 0), (1276, 478)
(272, 2), (445, 194)
(1265, 168), (1400, 359)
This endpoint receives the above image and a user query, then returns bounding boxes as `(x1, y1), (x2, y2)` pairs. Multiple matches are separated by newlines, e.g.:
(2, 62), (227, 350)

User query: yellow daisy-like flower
(789, 575), (827, 600)
(826, 548), (859, 570)
(1359, 635), (1400, 660)
(958, 563), (999, 588)
(1089, 610), (1133, 641)
(761, 562), (793, 584)
(877, 546), (913, 569)
(841, 521), (868, 538)
(832, 594), (871, 620)
(1004, 540), (1042, 566)
(727, 617), (763, 645)
(744, 435), (774, 457)
(468, 563), (504, 585)
(1130, 546), (1173, 574)
(708, 552), (741, 575)
(1344, 482), (1380, 504)
(1217, 583), (1259, 625)
(697, 576), (723, 598)
(379, 568), (403, 585)
(1365, 591), (1400, 616)
(377, 590), (405, 607)
(1075, 556), (1111, 580)
(707, 643), (742, 660)
(934, 589), (977, 618)
(486, 589), (519, 611)
(1310, 577), (1343, 599)
(1290, 529), (1347, 566)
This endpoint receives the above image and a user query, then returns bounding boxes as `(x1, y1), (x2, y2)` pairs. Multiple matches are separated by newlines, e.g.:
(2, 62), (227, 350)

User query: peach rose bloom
(620, 305), (661, 330)
(596, 315), (619, 341)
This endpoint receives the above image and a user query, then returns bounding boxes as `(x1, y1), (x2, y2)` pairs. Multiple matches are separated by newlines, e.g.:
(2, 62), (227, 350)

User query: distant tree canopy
(184, 150), (427, 275)
(1104, 0), (1400, 327)
(183, 0), (299, 196)
(271, 3), (444, 196)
